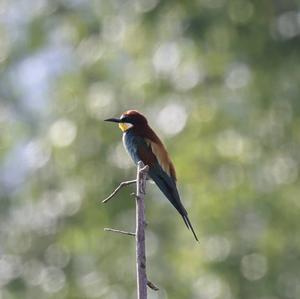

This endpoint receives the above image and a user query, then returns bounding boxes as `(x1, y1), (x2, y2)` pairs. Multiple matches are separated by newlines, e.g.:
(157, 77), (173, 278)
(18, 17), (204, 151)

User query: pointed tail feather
(171, 198), (199, 242)
(182, 214), (190, 229)
(182, 215), (199, 242)
(149, 169), (199, 241)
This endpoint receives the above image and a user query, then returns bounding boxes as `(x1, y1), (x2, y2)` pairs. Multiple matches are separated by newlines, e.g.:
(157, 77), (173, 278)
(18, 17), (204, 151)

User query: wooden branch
(102, 162), (159, 297)
(104, 228), (135, 236)
(136, 161), (149, 299)
(102, 179), (136, 203)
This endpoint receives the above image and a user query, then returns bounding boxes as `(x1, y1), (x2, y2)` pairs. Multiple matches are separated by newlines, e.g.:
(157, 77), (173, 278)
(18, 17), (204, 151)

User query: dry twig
(102, 179), (136, 203)
(104, 228), (135, 236)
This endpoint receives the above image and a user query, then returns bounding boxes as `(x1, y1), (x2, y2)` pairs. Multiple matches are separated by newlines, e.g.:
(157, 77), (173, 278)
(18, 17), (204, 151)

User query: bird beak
(104, 118), (121, 123)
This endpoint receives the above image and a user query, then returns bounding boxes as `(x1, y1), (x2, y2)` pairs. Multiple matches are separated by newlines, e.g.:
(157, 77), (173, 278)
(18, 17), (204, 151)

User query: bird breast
(122, 131), (140, 164)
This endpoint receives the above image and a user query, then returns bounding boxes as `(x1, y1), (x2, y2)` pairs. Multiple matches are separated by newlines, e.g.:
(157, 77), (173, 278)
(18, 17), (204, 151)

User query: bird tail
(165, 186), (199, 242)
(149, 169), (199, 242)
(182, 214), (199, 242)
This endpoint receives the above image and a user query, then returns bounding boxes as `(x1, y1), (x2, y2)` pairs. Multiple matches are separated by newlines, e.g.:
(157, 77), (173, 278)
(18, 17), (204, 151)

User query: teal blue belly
(122, 130), (142, 164)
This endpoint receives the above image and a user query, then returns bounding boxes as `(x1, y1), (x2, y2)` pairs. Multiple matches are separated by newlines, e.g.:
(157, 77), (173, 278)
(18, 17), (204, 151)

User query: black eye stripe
(121, 116), (131, 123)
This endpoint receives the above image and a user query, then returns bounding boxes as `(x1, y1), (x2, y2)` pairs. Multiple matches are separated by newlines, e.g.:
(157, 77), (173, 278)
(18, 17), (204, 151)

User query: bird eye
(121, 116), (131, 123)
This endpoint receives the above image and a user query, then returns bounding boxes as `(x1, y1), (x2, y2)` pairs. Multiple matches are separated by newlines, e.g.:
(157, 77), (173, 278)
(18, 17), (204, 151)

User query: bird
(105, 110), (198, 241)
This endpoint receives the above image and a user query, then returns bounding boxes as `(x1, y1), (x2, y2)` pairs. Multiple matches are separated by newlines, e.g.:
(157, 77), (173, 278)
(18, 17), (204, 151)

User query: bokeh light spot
(153, 42), (180, 75)
(276, 11), (300, 40)
(102, 16), (126, 43)
(203, 235), (231, 262)
(49, 118), (77, 147)
(110, 142), (132, 170)
(216, 164), (244, 189)
(193, 274), (229, 299)
(156, 102), (187, 136)
(216, 129), (247, 158)
(0, 255), (22, 287)
(44, 244), (70, 268)
(225, 63), (251, 89)
(24, 139), (51, 170)
(22, 259), (44, 286)
(228, 0), (254, 24)
(241, 253), (267, 281)
(78, 271), (108, 298)
(41, 266), (66, 293)
(76, 35), (103, 66)
(172, 63), (204, 90)
(277, 272), (300, 298)
(86, 83), (116, 120)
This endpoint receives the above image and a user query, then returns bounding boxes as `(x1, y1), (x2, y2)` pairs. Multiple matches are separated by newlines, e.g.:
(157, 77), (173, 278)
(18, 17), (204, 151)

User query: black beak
(104, 118), (121, 123)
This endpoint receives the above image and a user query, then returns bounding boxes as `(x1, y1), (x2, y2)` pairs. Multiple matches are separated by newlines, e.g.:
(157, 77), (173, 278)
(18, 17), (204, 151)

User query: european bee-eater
(105, 110), (198, 241)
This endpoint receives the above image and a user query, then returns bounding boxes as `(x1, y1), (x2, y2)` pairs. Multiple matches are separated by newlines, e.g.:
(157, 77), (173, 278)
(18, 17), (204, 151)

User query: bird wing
(145, 138), (177, 181)
(136, 138), (186, 215)
(130, 134), (198, 241)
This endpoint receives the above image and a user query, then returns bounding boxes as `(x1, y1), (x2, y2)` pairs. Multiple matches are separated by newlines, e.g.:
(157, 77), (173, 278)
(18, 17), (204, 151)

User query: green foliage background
(1, 0), (300, 298)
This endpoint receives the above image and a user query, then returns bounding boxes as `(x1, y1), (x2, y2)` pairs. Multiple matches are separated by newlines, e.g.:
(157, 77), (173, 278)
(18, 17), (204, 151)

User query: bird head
(104, 110), (148, 132)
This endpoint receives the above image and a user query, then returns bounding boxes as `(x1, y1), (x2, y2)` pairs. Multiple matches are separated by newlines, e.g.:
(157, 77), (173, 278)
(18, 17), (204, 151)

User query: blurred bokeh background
(1, 0), (300, 298)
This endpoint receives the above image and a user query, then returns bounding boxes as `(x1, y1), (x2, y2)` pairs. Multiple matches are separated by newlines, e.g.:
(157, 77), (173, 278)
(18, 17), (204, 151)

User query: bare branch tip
(104, 228), (136, 237)
(147, 280), (159, 291)
(102, 179), (137, 204)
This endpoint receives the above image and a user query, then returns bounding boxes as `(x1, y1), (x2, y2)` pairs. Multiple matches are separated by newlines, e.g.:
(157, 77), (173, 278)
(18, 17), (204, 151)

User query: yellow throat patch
(118, 122), (132, 132)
